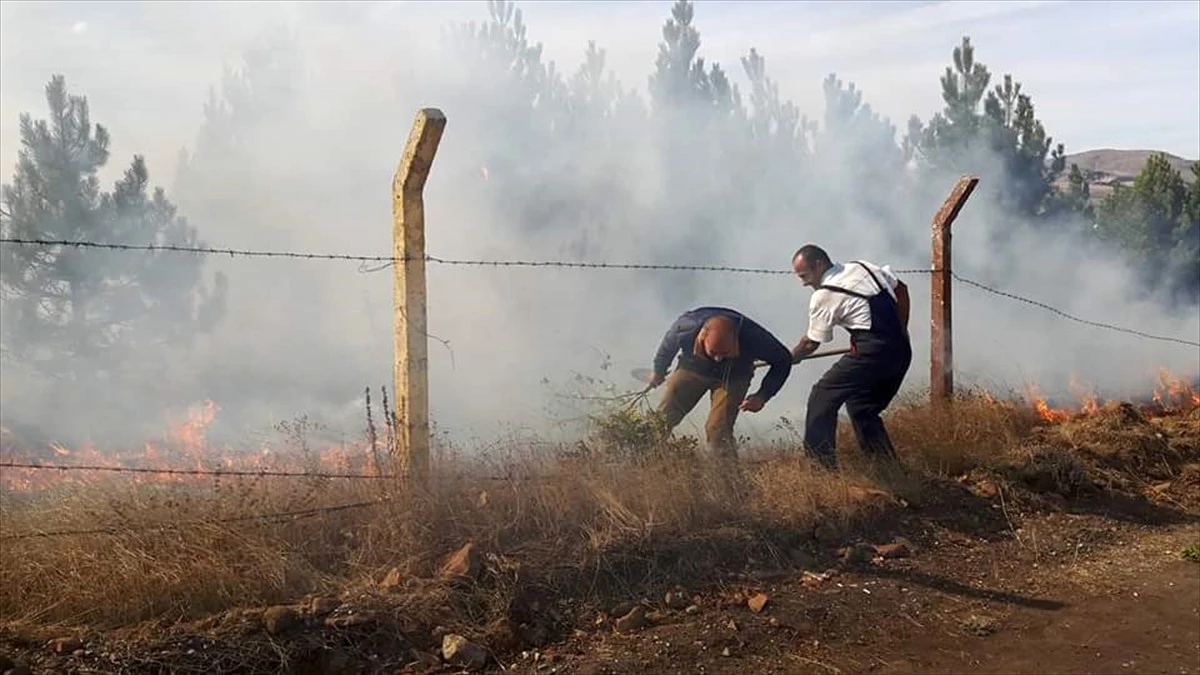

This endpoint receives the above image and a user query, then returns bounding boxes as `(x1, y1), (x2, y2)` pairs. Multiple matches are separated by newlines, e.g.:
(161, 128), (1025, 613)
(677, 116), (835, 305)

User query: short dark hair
(793, 244), (831, 267)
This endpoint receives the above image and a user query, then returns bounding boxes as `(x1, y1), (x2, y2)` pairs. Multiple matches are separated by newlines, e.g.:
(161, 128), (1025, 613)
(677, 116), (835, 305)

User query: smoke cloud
(1, 1), (1197, 449)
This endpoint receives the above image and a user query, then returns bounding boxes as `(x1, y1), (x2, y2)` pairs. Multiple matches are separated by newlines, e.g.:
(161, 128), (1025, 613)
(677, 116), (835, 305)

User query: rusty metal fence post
(393, 108), (446, 483)
(930, 175), (979, 403)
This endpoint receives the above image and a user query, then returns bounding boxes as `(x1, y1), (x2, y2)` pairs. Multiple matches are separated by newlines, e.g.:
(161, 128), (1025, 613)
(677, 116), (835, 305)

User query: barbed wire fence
(3, 237), (1197, 347)
(1, 235), (1198, 541)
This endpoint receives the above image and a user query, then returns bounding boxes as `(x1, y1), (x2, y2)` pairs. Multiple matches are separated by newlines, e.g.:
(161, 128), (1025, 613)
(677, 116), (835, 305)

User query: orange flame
(1025, 382), (1071, 422)
(0, 400), (385, 493)
(1152, 368), (1200, 410)
(1021, 369), (1197, 423)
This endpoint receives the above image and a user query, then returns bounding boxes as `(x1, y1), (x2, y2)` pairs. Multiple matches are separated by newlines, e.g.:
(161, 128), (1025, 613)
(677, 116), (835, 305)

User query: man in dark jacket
(647, 306), (793, 459)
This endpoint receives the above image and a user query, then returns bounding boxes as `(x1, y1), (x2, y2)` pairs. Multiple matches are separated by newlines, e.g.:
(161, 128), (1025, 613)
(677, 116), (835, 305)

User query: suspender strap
(817, 284), (871, 299)
(851, 260), (887, 295)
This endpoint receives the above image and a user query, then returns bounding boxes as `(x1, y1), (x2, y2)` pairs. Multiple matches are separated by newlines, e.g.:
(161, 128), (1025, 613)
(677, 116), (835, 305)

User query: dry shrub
(0, 441), (901, 632)
(2, 389), (1170, 635)
(881, 386), (1039, 476)
(1013, 402), (1200, 492)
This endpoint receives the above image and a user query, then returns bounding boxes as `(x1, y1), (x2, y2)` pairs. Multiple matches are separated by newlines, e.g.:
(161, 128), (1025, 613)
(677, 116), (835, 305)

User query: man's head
(792, 244), (833, 289)
(697, 315), (740, 362)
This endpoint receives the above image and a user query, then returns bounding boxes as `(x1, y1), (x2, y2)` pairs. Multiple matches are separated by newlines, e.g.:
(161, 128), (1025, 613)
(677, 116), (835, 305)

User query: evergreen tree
(0, 75), (226, 377)
(1095, 154), (1198, 303)
(740, 48), (812, 170)
(815, 74), (906, 218)
(738, 47), (813, 221)
(173, 27), (306, 246)
(908, 37), (1072, 221)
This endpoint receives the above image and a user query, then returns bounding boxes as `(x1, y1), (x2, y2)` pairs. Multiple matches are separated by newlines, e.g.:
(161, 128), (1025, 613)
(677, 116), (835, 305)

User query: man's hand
(648, 371), (666, 389)
(739, 395), (765, 413)
(791, 336), (821, 364)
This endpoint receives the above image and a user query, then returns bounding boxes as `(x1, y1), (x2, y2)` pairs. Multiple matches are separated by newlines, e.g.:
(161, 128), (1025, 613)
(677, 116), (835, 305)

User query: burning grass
(1, 372), (1198, 645)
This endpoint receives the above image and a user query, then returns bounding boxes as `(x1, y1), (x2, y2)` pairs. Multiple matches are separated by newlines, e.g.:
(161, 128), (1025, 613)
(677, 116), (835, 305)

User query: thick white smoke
(0, 1), (1196, 449)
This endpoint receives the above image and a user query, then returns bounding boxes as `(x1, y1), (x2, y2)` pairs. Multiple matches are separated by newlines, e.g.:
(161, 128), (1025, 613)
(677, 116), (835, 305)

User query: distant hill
(1059, 149), (1197, 203)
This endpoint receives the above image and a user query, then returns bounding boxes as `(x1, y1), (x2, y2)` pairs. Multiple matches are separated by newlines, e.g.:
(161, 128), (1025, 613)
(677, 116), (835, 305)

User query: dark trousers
(803, 350), (910, 469)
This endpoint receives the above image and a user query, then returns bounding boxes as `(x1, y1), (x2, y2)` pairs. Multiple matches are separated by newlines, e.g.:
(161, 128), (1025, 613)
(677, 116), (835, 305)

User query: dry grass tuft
(869, 386), (1041, 476)
(3, 385), (1183, 641)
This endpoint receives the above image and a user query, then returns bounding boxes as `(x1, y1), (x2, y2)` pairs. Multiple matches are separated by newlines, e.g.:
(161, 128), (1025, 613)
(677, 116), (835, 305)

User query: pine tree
(0, 75), (226, 377)
(907, 36), (1071, 221)
(1095, 154), (1198, 303)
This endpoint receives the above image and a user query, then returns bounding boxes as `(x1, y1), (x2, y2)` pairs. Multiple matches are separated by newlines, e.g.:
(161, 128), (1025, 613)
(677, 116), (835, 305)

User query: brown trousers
(656, 368), (752, 459)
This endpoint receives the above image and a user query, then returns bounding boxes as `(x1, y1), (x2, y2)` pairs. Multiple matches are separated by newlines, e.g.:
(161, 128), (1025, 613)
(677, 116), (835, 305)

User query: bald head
(699, 315), (740, 361)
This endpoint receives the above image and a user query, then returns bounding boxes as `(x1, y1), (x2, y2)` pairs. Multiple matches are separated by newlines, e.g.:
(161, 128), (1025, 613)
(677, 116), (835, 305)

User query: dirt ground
(548, 514), (1199, 675)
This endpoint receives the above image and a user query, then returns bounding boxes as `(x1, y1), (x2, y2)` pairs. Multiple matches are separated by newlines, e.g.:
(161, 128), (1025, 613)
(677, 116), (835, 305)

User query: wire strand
(952, 272), (1200, 348)
(0, 460), (392, 480)
(1, 237), (902, 275)
(0, 497), (390, 542)
(0, 236), (1195, 347)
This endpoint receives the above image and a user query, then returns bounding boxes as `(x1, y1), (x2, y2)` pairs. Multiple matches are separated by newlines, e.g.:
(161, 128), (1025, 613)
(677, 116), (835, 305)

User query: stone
(664, 591), (689, 610)
(614, 606), (649, 633)
(49, 637), (83, 654)
(442, 634), (488, 672)
(961, 614), (999, 636)
(801, 570), (832, 587)
(747, 593), (769, 613)
(840, 543), (875, 565)
(440, 542), (483, 580)
(685, 605), (700, 615)
(973, 480), (999, 498)
(262, 606), (298, 635)
(875, 542), (912, 559)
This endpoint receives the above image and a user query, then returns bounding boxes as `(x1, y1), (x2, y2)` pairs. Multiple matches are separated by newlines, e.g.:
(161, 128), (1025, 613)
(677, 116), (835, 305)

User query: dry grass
(1, 387), (1193, 639)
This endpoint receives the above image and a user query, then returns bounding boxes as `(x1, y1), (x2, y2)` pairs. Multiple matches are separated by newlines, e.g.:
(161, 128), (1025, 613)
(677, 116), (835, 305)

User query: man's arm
(744, 323), (793, 402)
(793, 294), (835, 363)
(652, 315), (688, 377)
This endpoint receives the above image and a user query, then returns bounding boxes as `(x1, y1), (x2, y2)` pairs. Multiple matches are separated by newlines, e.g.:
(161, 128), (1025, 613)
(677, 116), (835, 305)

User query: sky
(2, 0), (1198, 181)
(0, 0), (1198, 447)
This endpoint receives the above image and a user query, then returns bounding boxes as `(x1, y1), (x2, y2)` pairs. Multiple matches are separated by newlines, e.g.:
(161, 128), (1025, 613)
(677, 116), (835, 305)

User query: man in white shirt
(788, 244), (913, 470)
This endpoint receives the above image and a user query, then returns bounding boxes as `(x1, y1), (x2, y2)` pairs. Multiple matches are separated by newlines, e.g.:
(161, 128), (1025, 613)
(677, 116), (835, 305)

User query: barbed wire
(0, 236), (1196, 347)
(0, 496), (391, 542)
(952, 273), (1200, 348)
(0, 237), (928, 276)
(0, 460), (393, 480)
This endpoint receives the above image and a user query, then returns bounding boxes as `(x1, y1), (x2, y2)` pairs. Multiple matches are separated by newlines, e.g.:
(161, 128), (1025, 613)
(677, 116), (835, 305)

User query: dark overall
(804, 262), (912, 469)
